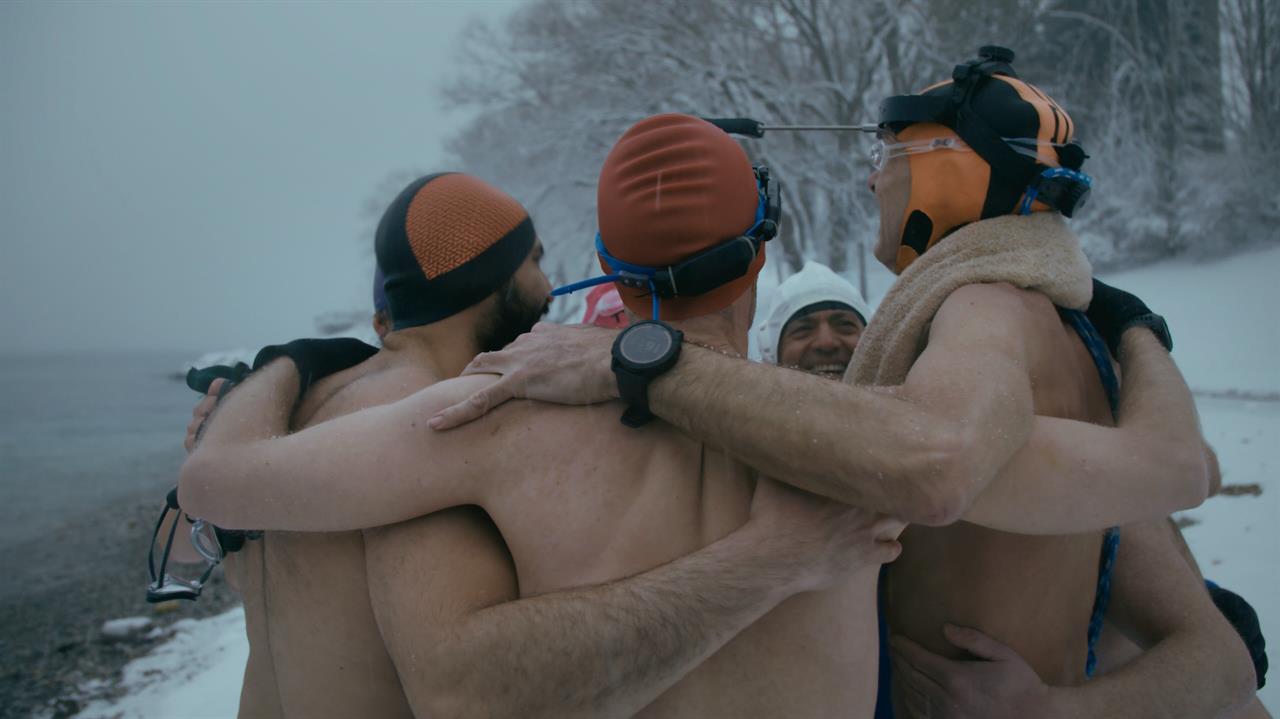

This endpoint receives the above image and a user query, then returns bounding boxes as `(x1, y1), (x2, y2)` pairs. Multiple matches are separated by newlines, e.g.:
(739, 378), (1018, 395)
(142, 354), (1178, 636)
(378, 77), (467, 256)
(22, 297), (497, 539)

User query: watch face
(618, 322), (675, 365)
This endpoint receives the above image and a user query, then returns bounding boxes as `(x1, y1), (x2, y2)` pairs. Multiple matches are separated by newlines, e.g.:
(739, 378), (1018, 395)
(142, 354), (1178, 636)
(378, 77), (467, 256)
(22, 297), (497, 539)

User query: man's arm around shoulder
(963, 327), (1210, 533)
(365, 479), (904, 719)
(180, 361), (508, 531)
(646, 283), (1035, 525)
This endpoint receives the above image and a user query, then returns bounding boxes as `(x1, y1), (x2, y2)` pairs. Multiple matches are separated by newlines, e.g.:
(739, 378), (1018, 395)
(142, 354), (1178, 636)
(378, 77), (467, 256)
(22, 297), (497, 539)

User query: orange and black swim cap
(877, 46), (1090, 272)
(595, 113), (766, 321)
(374, 173), (536, 330)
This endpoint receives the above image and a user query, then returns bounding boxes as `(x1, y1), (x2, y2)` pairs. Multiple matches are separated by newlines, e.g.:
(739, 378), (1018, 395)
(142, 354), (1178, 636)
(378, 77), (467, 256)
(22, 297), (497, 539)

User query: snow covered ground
(77, 246), (1279, 717)
(74, 608), (247, 719)
(1108, 246), (1280, 712)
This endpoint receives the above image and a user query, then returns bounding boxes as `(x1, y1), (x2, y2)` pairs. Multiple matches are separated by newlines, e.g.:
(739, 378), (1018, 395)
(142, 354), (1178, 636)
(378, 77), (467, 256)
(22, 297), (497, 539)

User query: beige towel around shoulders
(847, 212), (1093, 387)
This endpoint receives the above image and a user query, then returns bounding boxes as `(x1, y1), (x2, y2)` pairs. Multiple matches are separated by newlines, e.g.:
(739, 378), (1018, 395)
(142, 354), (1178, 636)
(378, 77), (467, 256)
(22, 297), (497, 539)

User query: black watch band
(1124, 313), (1173, 352)
(615, 368), (656, 428)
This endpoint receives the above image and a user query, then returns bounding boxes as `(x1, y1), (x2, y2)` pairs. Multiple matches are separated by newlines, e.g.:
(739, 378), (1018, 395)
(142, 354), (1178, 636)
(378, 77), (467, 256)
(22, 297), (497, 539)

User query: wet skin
(867, 148), (1115, 708)
(221, 245), (550, 719)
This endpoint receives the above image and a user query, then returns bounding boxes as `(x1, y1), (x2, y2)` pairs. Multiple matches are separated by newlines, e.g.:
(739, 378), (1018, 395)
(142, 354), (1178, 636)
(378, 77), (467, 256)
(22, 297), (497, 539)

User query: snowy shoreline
(74, 609), (248, 719)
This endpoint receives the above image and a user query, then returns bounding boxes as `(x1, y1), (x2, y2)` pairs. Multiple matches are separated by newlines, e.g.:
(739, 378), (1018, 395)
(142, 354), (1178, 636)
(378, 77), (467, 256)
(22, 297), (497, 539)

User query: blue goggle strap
(1019, 167), (1093, 216)
(550, 235), (663, 320)
(550, 185), (768, 318)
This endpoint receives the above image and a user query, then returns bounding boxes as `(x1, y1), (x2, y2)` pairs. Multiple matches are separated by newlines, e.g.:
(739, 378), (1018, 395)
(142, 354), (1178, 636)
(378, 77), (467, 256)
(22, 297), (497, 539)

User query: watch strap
(1124, 313), (1173, 352)
(620, 404), (655, 428)
(614, 363), (655, 427)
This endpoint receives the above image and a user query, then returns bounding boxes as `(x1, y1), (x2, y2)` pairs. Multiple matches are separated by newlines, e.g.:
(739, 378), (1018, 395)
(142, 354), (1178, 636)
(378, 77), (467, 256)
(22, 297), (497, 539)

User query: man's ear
(373, 311), (392, 339)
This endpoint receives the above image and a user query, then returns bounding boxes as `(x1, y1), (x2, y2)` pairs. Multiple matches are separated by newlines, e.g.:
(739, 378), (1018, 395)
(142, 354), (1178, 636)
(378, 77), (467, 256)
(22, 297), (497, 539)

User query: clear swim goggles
(146, 489), (224, 603)
(869, 135), (1063, 171)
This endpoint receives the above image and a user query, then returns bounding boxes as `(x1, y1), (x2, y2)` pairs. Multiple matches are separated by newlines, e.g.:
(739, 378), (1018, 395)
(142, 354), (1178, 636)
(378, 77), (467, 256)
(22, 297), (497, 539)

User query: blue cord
(1061, 308), (1121, 679)
(550, 274), (621, 297)
(1019, 168), (1093, 215)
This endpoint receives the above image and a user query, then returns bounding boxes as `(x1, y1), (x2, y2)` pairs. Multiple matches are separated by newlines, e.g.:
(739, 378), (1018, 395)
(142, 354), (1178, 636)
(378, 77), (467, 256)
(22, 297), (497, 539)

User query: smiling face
(776, 306), (866, 380)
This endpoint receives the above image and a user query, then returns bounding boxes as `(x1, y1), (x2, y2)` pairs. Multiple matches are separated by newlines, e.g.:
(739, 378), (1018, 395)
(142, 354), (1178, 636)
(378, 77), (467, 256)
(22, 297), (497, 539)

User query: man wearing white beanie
(757, 261), (871, 379)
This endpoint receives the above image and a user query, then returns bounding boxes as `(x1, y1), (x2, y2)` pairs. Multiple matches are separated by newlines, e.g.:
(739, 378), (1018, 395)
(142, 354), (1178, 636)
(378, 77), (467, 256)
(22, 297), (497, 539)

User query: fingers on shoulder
(427, 376), (516, 430)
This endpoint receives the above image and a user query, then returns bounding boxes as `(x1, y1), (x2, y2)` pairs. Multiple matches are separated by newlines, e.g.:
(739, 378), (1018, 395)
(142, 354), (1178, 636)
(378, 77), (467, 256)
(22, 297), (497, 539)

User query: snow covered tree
(442, 0), (931, 305)
(440, 0), (1278, 298)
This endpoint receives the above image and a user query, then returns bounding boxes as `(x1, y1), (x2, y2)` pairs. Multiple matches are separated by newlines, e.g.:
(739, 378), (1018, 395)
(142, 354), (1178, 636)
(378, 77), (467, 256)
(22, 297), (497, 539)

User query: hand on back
(748, 477), (905, 592)
(891, 624), (1052, 719)
(429, 322), (620, 430)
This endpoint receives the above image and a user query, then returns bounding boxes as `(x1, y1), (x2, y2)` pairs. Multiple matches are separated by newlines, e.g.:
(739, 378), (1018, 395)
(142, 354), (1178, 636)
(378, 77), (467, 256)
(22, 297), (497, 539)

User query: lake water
(0, 351), (197, 551)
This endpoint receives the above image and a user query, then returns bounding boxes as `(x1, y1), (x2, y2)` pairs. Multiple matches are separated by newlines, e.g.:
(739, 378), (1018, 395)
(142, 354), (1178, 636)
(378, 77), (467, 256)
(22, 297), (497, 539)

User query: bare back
(228, 355), (449, 718)
(465, 400), (882, 718)
(887, 286), (1115, 694)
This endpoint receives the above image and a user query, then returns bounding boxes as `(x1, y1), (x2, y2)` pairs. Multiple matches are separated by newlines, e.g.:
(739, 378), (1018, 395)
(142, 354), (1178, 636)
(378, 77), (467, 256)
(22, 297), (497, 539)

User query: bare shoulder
(346, 364), (442, 407)
(938, 282), (1043, 321)
(400, 374), (505, 414)
(399, 375), (553, 444)
(932, 282), (1042, 345)
(301, 364), (442, 425)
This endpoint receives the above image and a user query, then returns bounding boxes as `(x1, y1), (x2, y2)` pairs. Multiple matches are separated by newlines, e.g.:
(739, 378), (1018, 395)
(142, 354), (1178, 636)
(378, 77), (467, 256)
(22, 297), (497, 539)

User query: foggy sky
(1, 0), (522, 354)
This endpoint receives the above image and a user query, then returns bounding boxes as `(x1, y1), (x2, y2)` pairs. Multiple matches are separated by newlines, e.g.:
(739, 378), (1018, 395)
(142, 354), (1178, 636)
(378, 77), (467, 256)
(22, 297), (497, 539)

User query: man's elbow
(1163, 438), (1210, 511)
(177, 454), (234, 527)
(896, 426), (982, 526)
(1170, 610), (1258, 715)
(1219, 632), (1261, 715)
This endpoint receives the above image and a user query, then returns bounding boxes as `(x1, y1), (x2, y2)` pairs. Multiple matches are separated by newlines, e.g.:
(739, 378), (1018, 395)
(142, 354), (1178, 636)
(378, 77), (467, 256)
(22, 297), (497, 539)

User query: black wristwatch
(1125, 312), (1174, 353)
(611, 320), (684, 428)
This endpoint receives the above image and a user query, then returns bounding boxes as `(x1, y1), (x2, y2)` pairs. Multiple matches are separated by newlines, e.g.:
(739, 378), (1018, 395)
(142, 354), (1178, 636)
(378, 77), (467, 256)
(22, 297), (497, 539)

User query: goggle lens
(145, 505), (221, 603)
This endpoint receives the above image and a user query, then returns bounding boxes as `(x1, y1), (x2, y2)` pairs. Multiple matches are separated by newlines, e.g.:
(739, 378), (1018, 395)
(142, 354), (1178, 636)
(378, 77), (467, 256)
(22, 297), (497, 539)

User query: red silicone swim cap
(596, 113), (764, 321)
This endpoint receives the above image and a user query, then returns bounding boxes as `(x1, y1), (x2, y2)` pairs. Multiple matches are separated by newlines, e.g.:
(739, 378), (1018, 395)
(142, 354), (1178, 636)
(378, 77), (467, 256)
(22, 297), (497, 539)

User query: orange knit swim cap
(596, 114), (765, 321)
(375, 173), (535, 329)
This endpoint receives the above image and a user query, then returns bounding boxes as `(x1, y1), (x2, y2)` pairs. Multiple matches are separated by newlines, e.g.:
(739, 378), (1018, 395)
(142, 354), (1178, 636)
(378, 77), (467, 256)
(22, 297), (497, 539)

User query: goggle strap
(1019, 168), (1093, 215)
(147, 504), (170, 583)
(196, 560), (218, 586)
(562, 183), (769, 319)
(594, 234), (659, 277)
(550, 274), (621, 297)
(157, 505), (180, 582)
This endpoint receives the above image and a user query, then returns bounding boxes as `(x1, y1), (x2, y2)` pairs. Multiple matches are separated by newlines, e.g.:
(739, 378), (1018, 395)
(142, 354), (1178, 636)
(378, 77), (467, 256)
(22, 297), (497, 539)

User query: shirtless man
(889, 516), (1266, 718)
(183, 170), (897, 718)
(184, 109), (1225, 717)
(759, 269), (1257, 718)
(200, 173), (556, 717)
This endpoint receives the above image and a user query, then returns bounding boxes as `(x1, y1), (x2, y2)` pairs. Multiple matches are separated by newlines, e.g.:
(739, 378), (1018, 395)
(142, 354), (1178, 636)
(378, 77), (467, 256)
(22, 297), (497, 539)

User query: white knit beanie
(756, 261), (870, 364)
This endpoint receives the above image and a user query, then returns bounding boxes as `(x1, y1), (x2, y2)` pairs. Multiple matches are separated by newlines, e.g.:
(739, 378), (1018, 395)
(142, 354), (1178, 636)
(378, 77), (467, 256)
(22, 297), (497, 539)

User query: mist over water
(0, 352), (194, 551)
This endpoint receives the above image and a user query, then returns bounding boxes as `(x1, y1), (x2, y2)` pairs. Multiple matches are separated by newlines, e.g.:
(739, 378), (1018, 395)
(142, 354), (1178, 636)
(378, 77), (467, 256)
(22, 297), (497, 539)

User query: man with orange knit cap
(178, 172), (557, 718)
(181, 117), (904, 718)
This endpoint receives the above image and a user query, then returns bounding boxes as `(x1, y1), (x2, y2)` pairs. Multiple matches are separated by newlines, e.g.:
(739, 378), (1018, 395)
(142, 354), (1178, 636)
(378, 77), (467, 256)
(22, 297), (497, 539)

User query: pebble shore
(0, 489), (241, 719)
